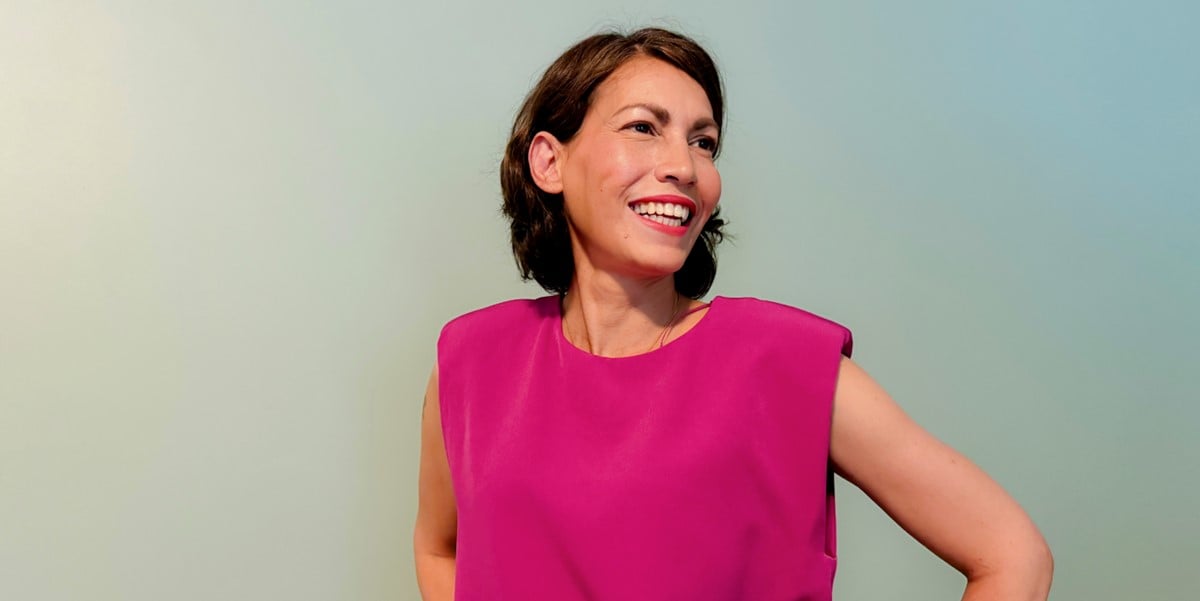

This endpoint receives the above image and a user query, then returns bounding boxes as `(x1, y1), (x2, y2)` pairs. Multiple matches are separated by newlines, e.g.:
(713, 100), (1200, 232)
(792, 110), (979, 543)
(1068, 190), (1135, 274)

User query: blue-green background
(2, 1), (1196, 599)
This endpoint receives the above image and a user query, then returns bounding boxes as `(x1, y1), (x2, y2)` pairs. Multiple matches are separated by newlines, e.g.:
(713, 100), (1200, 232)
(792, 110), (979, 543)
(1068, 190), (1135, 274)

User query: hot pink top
(437, 295), (853, 600)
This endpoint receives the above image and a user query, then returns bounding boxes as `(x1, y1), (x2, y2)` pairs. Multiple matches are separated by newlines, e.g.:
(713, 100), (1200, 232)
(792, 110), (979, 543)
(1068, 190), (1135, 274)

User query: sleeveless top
(437, 295), (854, 601)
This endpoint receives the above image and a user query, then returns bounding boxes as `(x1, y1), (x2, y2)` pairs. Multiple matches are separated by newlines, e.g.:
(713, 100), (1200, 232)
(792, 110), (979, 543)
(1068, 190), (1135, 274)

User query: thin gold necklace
(565, 292), (683, 354)
(650, 293), (684, 351)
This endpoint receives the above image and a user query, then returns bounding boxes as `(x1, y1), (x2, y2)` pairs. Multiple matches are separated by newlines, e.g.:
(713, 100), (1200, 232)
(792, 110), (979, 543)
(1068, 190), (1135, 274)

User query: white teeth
(647, 214), (682, 227)
(629, 202), (690, 226)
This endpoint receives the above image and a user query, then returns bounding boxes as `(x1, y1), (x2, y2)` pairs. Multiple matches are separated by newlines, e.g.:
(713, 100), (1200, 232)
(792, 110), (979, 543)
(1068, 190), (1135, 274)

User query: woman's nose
(654, 138), (697, 186)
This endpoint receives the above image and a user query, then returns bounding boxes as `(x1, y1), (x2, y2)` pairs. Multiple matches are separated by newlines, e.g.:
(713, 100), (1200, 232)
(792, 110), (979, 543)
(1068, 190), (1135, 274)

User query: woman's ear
(528, 132), (565, 194)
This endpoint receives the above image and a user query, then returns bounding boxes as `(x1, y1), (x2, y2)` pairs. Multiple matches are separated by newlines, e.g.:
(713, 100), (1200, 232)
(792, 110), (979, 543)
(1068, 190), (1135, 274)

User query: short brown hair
(500, 27), (727, 299)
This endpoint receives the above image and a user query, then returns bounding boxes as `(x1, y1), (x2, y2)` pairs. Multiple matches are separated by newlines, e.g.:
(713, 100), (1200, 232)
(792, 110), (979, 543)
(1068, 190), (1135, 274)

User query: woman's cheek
(703, 169), (722, 208)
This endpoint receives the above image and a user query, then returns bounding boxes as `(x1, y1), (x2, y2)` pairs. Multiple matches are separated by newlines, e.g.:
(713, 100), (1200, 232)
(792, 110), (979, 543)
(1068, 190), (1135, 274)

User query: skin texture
(414, 56), (1053, 600)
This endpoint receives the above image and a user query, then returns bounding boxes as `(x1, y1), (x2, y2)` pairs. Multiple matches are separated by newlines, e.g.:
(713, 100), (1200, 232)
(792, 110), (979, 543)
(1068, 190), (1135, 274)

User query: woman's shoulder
(715, 295), (853, 357)
(439, 295), (557, 344)
(716, 295), (847, 329)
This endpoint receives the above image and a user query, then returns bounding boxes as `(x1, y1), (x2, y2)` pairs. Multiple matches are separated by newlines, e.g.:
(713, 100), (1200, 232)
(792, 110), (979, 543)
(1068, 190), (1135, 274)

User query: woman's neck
(560, 268), (690, 357)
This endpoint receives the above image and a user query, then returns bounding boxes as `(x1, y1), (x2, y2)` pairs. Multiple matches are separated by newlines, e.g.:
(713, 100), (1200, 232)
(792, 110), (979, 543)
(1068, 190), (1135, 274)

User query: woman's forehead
(590, 56), (715, 121)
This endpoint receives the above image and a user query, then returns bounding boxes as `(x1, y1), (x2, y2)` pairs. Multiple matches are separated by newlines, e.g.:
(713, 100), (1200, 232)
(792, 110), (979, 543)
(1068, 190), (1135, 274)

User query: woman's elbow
(1017, 532), (1054, 586)
(1030, 539), (1055, 595)
(970, 536), (1054, 600)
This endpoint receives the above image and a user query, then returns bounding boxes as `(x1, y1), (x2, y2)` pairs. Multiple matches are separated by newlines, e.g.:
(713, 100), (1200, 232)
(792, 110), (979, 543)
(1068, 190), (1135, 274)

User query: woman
(414, 28), (1052, 600)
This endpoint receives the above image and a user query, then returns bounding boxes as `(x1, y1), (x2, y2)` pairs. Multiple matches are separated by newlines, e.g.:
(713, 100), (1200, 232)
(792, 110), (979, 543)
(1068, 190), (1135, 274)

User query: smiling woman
(413, 27), (1053, 601)
(500, 29), (727, 304)
(528, 55), (723, 312)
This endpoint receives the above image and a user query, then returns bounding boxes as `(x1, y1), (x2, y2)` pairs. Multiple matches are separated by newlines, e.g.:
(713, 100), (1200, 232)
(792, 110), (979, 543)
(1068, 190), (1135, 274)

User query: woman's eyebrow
(692, 116), (719, 133)
(615, 102), (671, 123)
(614, 102), (718, 132)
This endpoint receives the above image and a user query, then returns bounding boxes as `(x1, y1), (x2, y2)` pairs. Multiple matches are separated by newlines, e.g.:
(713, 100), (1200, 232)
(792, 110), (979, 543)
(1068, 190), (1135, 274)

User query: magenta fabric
(437, 295), (853, 600)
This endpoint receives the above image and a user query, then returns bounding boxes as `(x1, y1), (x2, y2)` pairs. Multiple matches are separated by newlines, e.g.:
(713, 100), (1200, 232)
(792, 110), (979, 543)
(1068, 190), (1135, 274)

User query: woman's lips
(628, 195), (696, 235)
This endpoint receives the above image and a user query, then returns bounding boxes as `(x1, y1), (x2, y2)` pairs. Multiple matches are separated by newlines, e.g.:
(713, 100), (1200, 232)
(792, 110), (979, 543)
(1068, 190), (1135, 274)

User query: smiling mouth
(629, 200), (693, 228)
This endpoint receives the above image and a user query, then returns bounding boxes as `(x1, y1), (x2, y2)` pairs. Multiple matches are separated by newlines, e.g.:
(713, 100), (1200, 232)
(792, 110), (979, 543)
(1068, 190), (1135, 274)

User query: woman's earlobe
(528, 132), (565, 194)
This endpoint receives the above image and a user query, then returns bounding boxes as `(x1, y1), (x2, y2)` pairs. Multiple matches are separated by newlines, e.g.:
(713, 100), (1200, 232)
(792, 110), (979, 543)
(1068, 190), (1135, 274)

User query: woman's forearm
(415, 552), (456, 601)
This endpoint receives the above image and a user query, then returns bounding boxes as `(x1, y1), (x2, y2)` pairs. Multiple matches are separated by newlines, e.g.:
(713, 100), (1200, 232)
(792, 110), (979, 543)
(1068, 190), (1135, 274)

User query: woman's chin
(582, 243), (695, 282)
(620, 254), (691, 281)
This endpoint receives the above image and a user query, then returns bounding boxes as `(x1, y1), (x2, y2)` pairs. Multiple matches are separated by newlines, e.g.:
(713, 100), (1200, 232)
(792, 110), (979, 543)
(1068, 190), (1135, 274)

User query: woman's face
(555, 56), (722, 282)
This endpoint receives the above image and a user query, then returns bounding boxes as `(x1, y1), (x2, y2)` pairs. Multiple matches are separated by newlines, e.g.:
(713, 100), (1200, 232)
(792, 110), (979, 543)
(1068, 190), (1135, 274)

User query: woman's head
(502, 28), (727, 299)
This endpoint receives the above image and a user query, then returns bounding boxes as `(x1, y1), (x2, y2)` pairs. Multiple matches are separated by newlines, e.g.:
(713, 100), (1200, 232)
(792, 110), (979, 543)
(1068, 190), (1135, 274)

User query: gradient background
(2, 1), (1196, 599)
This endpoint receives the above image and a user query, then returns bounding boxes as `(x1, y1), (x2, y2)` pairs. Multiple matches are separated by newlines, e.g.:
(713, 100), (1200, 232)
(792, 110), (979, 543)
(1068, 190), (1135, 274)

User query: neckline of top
(553, 295), (724, 361)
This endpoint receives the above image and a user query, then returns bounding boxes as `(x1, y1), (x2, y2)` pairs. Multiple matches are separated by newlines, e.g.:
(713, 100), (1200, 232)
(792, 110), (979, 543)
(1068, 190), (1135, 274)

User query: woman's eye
(694, 137), (718, 152)
(630, 122), (654, 134)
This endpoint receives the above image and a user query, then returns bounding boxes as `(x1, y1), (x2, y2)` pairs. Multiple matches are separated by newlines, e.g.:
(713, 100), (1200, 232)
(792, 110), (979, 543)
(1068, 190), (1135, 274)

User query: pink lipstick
(628, 195), (697, 236)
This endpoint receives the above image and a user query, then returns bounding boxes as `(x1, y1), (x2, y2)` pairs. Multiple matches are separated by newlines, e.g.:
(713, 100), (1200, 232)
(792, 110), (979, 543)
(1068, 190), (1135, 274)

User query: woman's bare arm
(414, 367), (457, 600)
(830, 357), (1053, 600)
